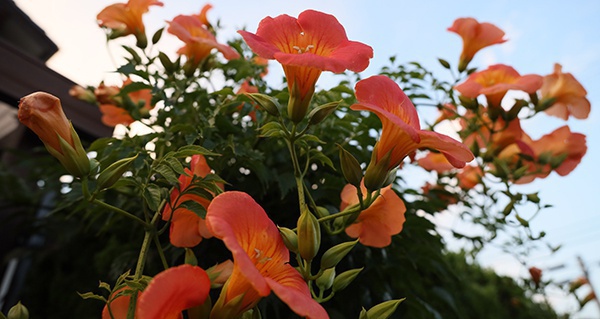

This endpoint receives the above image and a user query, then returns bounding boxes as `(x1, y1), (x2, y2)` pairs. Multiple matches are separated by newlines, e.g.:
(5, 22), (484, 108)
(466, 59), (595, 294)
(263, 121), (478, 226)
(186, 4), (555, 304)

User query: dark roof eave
(0, 39), (113, 138)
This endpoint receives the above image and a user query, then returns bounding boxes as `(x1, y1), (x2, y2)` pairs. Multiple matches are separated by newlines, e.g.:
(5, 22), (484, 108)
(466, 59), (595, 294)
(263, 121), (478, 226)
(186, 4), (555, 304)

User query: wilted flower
(340, 183), (406, 248)
(541, 63), (590, 120)
(454, 64), (542, 109)
(448, 17), (507, 72)
(239, 9), (373, 123)
(206, 191), (328, 319)
(97, 0), (164, 47)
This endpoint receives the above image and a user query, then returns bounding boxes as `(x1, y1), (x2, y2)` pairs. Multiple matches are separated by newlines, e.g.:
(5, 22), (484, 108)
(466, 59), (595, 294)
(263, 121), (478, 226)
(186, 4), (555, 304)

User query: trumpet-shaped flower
(167, 14), (240, 65)
(162, 155), (217, 248)
(340, 183), (406, 248)
(102, 265), (210, 319)
(239, 9), (373, 122)
(461, 111), (524, 154)
(351, 75), (473, 182)
(448, 17), (507, 71)
(206, 191), (328, 319)
(97, 79), (153, 127)
(97, 0), (163, 47)
(541, 63), (590, 120)
(498, 126), (586, 184)
(454, 64), (542, 108)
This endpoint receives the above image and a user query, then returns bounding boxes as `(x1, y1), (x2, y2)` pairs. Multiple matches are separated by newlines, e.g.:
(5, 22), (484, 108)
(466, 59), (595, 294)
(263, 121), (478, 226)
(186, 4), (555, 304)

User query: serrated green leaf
(77, 292), (107, 302)
(155, 164), (180, 185)
(165, 157), (186, 176)
(143, 184), (162, 211)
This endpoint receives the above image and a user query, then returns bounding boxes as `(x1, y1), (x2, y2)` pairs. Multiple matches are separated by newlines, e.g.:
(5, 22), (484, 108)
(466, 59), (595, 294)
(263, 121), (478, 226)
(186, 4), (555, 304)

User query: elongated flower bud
(297, 209), (321, 261)
(18, 92), (90, 177)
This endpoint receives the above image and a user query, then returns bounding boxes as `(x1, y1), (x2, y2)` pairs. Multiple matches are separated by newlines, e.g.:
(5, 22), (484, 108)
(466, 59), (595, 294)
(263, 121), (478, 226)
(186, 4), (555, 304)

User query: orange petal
(137, 264), (210, 319)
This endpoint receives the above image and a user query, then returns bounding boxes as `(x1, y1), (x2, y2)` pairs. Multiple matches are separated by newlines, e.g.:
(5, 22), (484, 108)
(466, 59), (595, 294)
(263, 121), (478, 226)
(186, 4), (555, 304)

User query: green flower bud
(297, 209), (321, 262)
(278, 226), (298, 253)
(363, 148), (392, 192)
(366, 299), (405, 319)
(7, 302), (29, 319)
(96, 154), (138, 190)
(308, 100), (341, 125)
(320, 240), (358, 270)
(246, 93), (281, 117)
(315, 268), (336, 291)
(332, 267), (363, 292)
(184, 248), (198, 266)
(338, 145), (363, 188)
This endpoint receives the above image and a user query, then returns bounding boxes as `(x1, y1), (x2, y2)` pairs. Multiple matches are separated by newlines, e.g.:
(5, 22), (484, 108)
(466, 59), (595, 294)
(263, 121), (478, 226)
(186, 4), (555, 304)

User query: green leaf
(172, 145), (220, 157)
(77, 292), (107, 302)
(152, 27), (164, 44)
(165, 157), (186, 176)
(143, 184), (163, 211)
(122, 45), (142, 64)
(180, 200), (207, 218)
(154, 164), (180, 185)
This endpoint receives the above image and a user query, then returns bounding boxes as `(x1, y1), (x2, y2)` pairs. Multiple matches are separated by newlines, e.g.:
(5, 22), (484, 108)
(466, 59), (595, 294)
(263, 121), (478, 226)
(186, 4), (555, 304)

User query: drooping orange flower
(456, 164), (483, 190)
(206, 191), (328, 319)
(97, 79), (153, 127)
(239, 10), (373, 123)
(541, 63), (590, 120)
(18, 92), (90, 177)
(498, 126), (586, 184)
(167, 13), (240, 65)
(351, 75), (473, 189)
(528, 126), (587, 178)
(340, 183), (406, 248)
(461, 111), (524, 154)
(454, 64), (542, 108)
(417, 152), (456, 173)
(102, 265), (210, 319)
(528, 267), (542, 287)
(162, 154), (219, 248)
(137, 265), (211, 319)
(447, 17), (507, 71)
(97, 0), (163, 47)
(434, 103), (459, 124)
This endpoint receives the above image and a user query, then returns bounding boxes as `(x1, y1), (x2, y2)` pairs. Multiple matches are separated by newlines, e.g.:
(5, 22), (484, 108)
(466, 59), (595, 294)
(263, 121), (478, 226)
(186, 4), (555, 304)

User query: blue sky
(14, 0), (600, 316)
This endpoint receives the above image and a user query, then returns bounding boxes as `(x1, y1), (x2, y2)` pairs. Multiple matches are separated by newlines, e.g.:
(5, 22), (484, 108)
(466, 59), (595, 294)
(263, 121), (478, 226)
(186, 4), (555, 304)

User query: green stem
(126, 211), (162, 319)
(153, 234), (169, 270)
